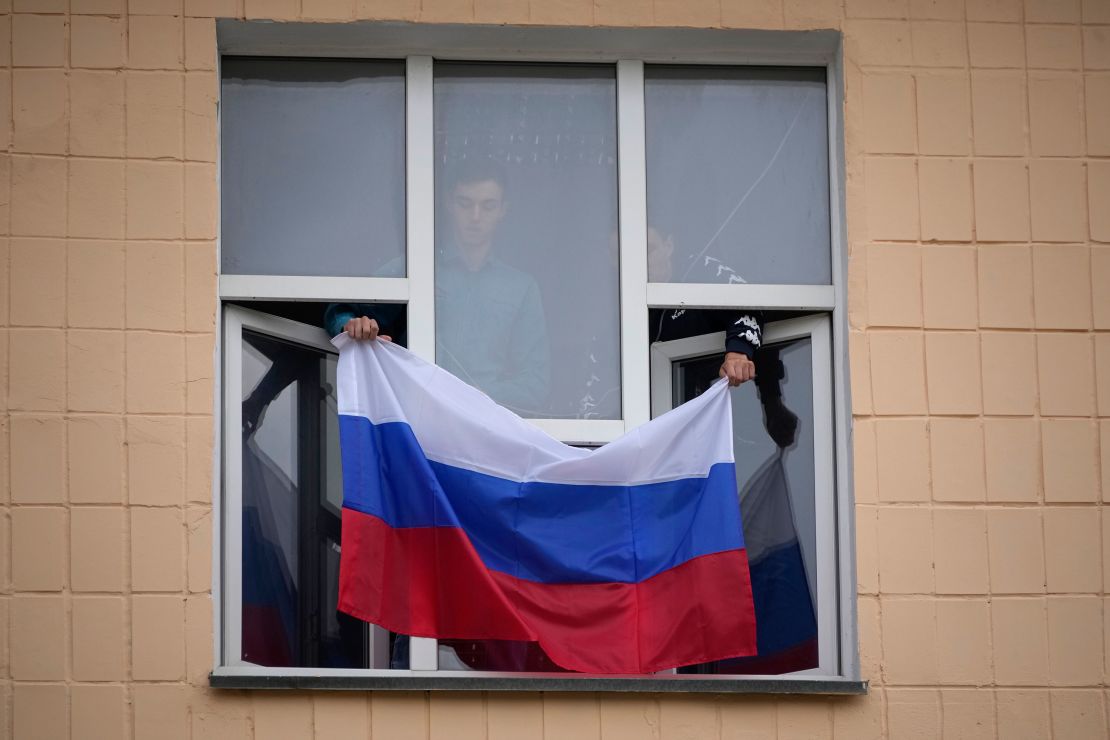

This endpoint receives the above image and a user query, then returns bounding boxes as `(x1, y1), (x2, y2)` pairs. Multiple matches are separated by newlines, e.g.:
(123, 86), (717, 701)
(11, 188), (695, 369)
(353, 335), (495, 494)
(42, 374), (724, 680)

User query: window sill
(210, 670), (868, 695)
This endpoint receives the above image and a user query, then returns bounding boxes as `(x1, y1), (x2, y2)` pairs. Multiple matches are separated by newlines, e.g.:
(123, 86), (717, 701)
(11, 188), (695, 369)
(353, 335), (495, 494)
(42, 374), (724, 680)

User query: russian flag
(334, 336), (757, 674)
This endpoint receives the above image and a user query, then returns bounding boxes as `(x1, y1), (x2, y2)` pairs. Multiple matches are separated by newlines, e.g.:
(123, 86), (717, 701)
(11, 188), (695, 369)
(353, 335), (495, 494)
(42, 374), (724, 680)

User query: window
(221, 58), (406, 277)
(433, 63), (621, 420)
(214, 23), (857, 689)
(651, 316), (835, 676)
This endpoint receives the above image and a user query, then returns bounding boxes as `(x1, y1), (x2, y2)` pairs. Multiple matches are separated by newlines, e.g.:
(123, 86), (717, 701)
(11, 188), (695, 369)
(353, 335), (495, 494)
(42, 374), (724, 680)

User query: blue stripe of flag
(339, 414), (745, 585)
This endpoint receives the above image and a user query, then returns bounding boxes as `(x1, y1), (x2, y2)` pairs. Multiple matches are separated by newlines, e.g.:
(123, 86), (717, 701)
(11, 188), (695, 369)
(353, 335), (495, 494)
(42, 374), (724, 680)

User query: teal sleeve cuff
(324, 304), (357, 338)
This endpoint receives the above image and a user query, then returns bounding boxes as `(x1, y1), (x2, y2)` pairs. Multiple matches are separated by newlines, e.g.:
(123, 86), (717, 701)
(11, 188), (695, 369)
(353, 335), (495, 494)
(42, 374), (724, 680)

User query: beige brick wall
(0, 0), (1106, 737)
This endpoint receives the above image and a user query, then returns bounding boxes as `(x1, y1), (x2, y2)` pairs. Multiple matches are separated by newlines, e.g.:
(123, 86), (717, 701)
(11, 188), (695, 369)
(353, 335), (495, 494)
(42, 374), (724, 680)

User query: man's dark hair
(444, 157), (508, 195)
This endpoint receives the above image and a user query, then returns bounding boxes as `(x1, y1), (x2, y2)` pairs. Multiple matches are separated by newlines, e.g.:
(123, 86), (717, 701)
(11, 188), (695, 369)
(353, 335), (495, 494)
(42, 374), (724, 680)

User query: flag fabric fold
(335, 335), (757, 674)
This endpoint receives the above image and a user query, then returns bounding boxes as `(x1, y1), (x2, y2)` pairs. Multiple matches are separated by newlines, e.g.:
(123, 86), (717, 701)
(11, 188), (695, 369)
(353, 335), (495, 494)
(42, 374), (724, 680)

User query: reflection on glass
(645, 66), (831, 285)
(674, 336), (819, 675)
(221, 59), (406, 277)
(240, 330), (369, 668)
(433, 63), (621, 420)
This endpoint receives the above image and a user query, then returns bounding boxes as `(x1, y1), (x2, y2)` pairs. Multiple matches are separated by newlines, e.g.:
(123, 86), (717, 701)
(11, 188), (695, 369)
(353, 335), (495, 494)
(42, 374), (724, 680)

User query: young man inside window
(326, 159), (551, 416)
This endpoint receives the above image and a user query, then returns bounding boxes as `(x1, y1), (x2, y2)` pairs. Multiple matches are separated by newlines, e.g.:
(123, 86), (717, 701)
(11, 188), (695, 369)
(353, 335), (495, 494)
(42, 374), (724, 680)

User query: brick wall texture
(1, 0), (1108, 737)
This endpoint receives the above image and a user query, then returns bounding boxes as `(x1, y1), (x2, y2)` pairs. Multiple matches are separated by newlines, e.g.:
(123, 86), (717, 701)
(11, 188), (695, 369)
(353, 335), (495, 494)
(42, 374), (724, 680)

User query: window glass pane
(221, 58), (406, 277)
(673, 334), (819, 675)
(645, 66), (830, 285)
(240, 330), (369, 668)
(433, 63), (621, 420)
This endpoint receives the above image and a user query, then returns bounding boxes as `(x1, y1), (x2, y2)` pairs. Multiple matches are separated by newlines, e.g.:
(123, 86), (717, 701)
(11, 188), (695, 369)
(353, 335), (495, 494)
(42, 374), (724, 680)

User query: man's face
(449, 179), (507, 249)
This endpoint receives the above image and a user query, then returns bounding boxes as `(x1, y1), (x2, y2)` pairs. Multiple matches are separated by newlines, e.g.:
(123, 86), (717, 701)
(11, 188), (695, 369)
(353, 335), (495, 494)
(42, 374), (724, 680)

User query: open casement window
(223, 306), (393, 670)
(650, 315), (837, 677)
(214, 24), (859, 689)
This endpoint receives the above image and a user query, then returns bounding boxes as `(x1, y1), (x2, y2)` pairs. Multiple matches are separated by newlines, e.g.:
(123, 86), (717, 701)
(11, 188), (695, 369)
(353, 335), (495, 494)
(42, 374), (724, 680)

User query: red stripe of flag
(338, 508), (757, 674)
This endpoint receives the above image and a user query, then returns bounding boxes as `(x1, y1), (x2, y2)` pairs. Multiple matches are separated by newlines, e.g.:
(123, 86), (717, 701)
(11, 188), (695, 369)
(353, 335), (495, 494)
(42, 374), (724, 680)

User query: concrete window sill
(210, 672), (868, 695)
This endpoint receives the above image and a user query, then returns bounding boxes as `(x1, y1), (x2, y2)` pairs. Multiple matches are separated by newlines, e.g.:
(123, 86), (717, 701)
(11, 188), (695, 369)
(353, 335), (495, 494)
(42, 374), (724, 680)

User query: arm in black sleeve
(725, 310), (764, 359)
(745, 327), (799, 449)
(242, 345), (314, 435)
(754, 345), (785, 399)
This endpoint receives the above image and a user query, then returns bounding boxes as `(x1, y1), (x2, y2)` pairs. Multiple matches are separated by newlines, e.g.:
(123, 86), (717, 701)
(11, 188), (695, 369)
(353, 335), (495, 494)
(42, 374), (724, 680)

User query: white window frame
(212, 21), (859, 688)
